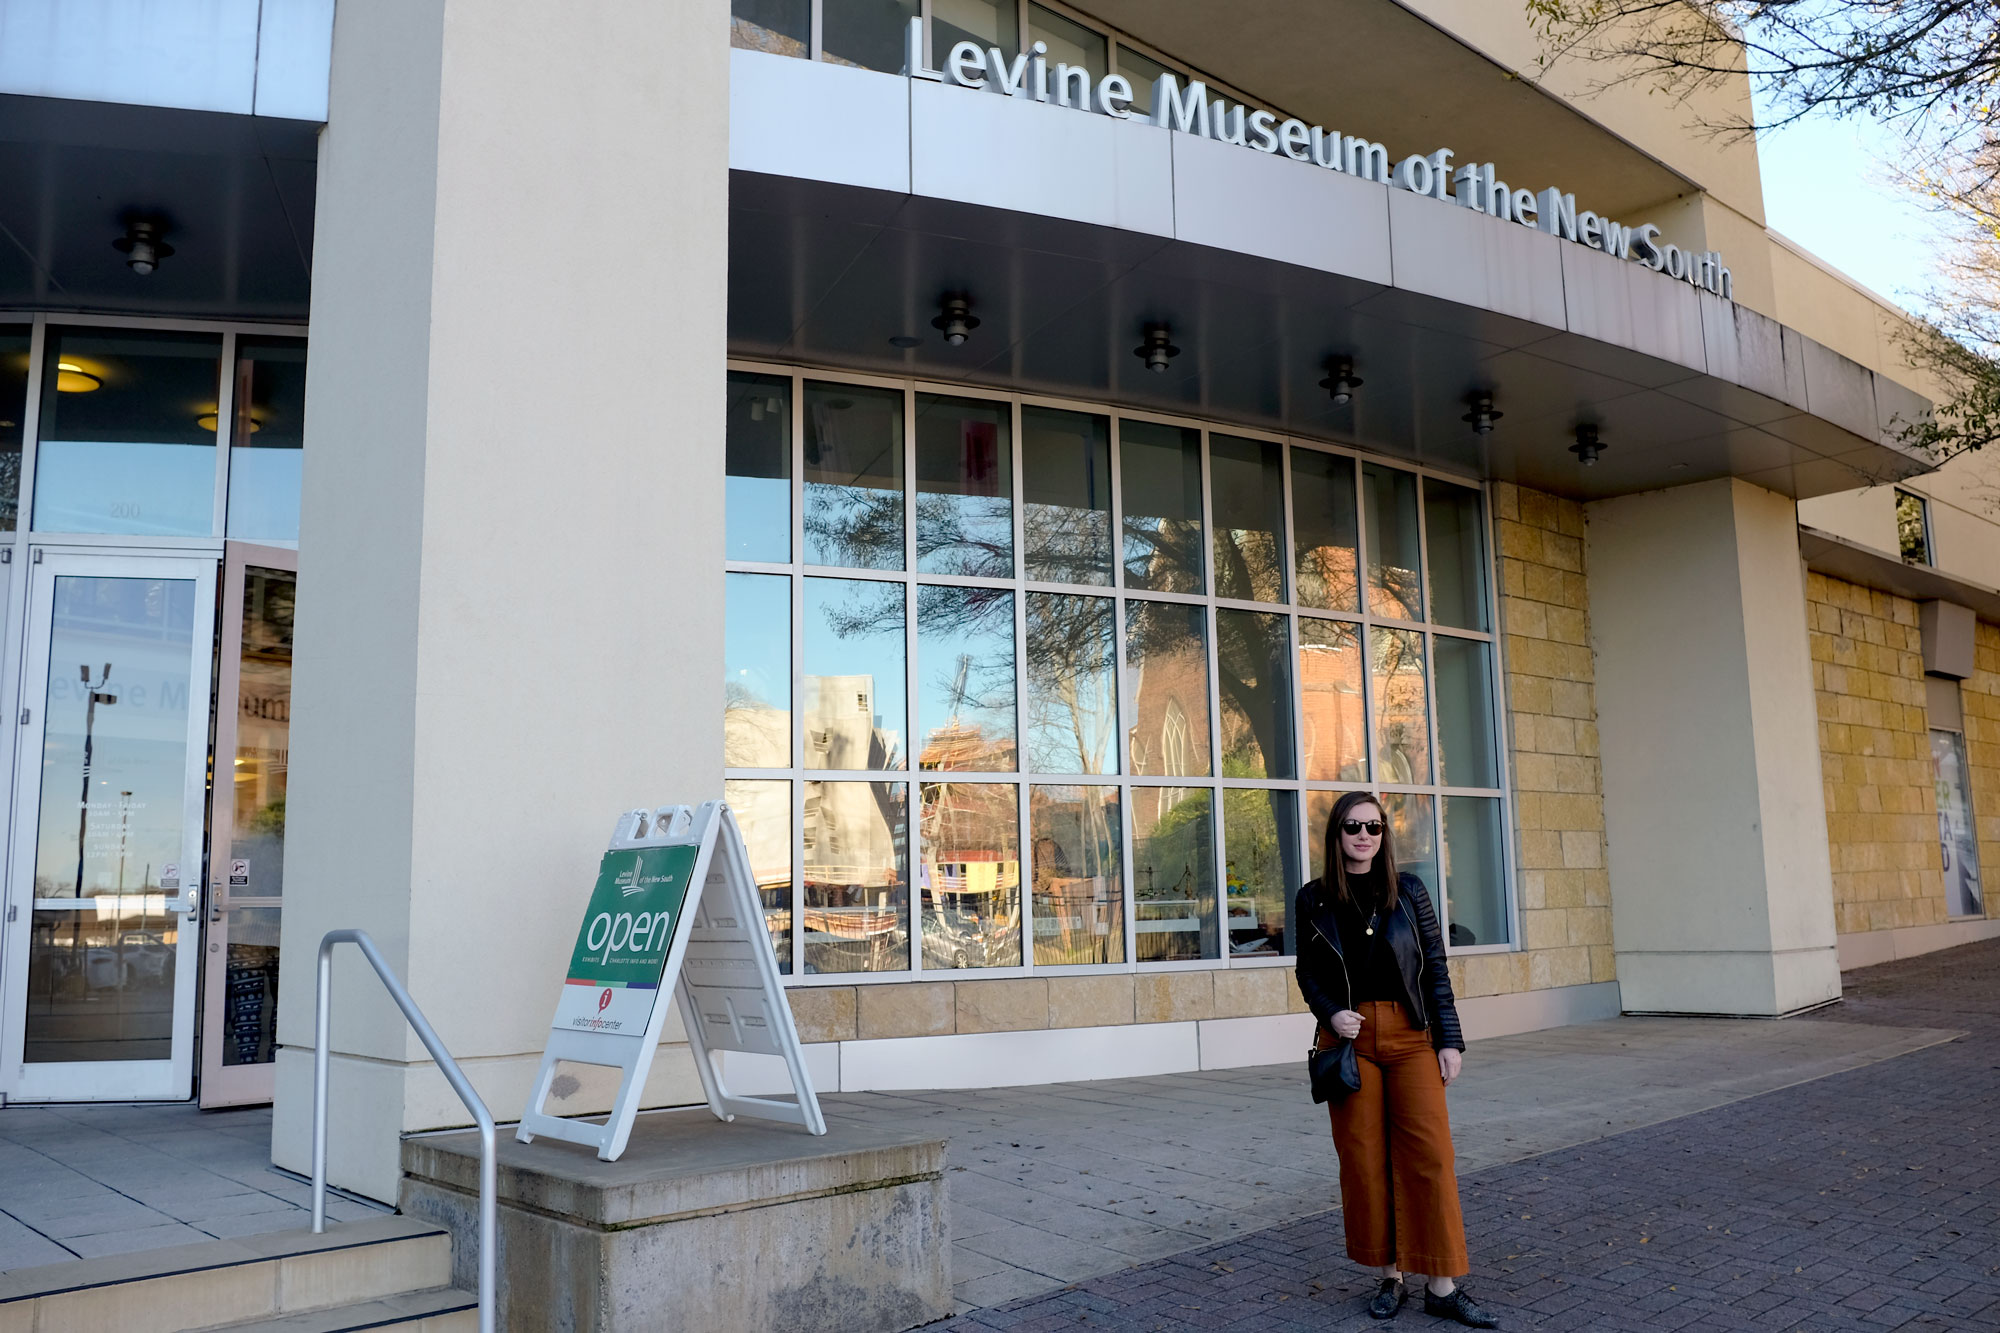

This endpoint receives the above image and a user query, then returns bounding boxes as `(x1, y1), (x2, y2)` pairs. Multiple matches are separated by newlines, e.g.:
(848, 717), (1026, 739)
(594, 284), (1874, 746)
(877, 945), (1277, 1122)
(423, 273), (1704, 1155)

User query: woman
(1294, 791), (1497, 1327)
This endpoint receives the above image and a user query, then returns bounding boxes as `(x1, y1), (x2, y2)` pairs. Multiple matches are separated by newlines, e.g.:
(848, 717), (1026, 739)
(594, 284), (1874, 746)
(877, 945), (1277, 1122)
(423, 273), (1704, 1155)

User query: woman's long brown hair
(1324, 790), (1399, 912)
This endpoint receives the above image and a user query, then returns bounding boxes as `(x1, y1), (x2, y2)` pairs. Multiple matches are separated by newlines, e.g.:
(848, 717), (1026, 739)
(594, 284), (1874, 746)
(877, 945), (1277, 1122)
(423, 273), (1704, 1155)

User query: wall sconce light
(932, 296), (980, 346)
(1570, 423), (1606, 466)
(1319, 357), (1363, 406)
(55, 361), (101, 393)
(1461, 393), (1503, 436)
(113, 218), (174, 276)
(1134, 324), (1180, 373)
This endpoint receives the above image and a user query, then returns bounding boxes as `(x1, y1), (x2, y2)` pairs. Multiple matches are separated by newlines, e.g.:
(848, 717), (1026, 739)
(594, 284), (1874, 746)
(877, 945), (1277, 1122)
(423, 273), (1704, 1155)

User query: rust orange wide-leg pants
(1322, 1000), (1469, 1276)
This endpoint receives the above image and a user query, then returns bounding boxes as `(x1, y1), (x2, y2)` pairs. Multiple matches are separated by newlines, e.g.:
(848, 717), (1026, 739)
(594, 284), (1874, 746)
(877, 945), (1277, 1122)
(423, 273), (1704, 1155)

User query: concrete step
(0, 1215), (454, 1333)
(190, 1285), (477, 1332)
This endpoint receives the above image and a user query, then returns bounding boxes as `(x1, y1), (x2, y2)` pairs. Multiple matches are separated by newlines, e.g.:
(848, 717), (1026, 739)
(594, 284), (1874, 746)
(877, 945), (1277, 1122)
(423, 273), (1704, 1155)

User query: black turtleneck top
(1330, 880), (1401, 1005)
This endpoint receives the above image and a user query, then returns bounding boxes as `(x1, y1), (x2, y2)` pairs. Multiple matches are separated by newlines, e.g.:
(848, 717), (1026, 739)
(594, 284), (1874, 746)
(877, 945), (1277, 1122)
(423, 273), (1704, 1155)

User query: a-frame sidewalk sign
(517, 800), (826, 1161)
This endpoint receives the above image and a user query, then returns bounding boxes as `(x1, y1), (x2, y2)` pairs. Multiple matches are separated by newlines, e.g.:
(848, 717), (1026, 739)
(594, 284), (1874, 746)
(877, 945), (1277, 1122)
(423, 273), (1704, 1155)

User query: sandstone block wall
(1806, 572), (1947, 932)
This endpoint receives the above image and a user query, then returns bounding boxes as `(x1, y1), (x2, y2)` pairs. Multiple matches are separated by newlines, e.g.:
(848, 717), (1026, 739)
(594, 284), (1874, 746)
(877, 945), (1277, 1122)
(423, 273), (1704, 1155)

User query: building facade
(0, 0), (1992, 1203)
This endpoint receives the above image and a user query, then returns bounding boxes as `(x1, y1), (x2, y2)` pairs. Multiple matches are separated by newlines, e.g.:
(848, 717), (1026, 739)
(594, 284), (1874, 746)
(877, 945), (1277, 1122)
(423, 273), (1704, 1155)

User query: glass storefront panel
(1433, 635), (1499, 790)
(0, 324), (29, 530)
(804, 381), (903, 570)
(35, 328), (222, 536)
(726, 572), (792, 768)
(1362, 462), (1423, 621)
(803, 577), (905, 771)
(225, 337), (308, 543)
(731, 0), (809, 55)
(727, 371), (792, 563)
(1022, 406), (1113, 586)
(1299, 617), (1366, 781)
(728, 371), (1509, 970)
(919, 781), (1021, 969)
(219, 905), (280, 1066)
(1210, 434), (1285, 604)
(916, 585), (1016, 771)
(1442, 795), (1509, 947)
(1216, 608), (1293, 779)
(801, 780), (908, 973)
(935, 0), (1017, 63)
(1024, 592), (1119, 774)
(1424, 478), (1489, 632)
(1125, 599), (1210, 779)
(1120, 420), (1203, 593)
(32, 576), (198, 900)
(1132, 787), (1217, 960)
(726, 778), (794, 972)
(915, 393), (1012, 578)
(1932, 729), (1984, 917)
(1384, 792), (1438, 906)
(1225, 788), (1295, 956)
(821, 0), (918, 70)
(25, 904), (179, 1064)
(26, 572), (199, 1065)
(1030, 784), (1123, 965)
(1370, 626), (1430, 784)
(1292, 447), (1359, 613)
(228, 567), (294, 899)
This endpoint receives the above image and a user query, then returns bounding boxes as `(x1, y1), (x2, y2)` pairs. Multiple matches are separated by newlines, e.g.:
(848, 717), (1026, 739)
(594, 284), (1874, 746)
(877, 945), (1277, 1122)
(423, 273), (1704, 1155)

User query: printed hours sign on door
(553, 844), (698, 1033)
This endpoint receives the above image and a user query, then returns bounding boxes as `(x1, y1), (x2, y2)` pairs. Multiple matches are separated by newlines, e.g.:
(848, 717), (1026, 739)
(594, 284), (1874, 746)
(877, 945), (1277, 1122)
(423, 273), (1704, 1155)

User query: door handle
(209, 877), (223, 922)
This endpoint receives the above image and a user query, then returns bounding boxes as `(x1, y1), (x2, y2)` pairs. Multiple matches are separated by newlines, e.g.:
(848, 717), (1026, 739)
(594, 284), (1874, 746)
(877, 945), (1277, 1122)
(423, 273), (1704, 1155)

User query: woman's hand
(1330, 1009), (1364, 1040)
(1437, 1048), (1463, 1086)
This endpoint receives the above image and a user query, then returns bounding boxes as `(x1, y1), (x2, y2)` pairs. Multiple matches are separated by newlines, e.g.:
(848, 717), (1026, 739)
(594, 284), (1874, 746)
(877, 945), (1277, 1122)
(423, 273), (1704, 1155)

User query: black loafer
(1368, 1277), (1406, 1319)
(1423, 1286), (1498, 1328)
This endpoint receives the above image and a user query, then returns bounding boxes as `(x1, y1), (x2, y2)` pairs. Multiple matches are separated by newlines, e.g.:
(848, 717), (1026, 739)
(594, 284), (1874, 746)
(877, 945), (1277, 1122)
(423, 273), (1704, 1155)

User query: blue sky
(1755, 99), (1950, 317)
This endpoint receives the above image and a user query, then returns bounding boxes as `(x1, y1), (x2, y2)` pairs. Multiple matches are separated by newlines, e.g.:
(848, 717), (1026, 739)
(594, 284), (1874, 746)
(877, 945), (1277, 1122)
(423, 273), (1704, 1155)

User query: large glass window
(731, 0), (810, 56)
(934, 0), (1017, 63)
(821, 0), (918, 71)
(1023, 406), (1113, 586)
(35, 328), (222, 536)
(224, 337), (307, 543)
(726, 365), (1511, 975)
(727, 371), (792, 563)
(805, 381), (903, 570)
(1120, 420), (1203, 594)
(0, 324), (29, 530)
(915, 393), (1011, 578)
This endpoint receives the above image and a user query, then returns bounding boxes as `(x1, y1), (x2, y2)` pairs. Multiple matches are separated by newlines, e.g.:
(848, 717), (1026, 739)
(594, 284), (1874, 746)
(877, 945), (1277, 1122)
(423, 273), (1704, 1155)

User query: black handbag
(1308, 1035), (1362, 1104)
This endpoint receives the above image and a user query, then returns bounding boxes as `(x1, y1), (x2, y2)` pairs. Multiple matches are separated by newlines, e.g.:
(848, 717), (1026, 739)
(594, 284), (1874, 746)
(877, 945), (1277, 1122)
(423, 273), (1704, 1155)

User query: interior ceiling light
(55, 361), (101, 393)
(1461, 393), (1503, 436)
(1318, 357), (1363, 406)
(113, 218), (174, 276)
(931, 296), (979, 346)
(196, 410), (260, 434)
(1570, 423), (1606, 467)
(1135, 324), (1181, 374)
(888, 334), (923, 349)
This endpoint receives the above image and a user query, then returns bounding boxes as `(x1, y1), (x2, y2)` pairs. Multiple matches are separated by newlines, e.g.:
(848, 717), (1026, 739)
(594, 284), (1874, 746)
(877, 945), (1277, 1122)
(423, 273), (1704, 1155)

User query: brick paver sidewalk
(939, 941), (2000, 1331)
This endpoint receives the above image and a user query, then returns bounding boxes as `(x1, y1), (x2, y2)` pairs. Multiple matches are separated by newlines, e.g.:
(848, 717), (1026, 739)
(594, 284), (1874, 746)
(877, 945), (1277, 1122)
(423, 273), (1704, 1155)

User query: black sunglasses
(1339, 819), (1384, 836)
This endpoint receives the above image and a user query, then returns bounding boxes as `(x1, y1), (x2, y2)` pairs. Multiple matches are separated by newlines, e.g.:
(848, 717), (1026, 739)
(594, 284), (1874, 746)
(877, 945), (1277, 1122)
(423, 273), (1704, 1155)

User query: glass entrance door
(0, 553), (216, 1101)
(198, 544), (295, 1107)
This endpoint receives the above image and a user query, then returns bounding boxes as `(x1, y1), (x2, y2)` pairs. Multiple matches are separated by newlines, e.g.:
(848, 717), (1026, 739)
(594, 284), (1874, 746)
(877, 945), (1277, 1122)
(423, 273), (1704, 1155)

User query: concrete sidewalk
(0, 1007), (1953, 1318)
(823, 1014), (1957, 1311)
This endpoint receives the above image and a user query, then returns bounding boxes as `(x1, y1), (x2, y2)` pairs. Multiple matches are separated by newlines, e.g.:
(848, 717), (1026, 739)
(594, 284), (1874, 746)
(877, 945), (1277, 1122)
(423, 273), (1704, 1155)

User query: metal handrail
(313, 929), (496, 1333)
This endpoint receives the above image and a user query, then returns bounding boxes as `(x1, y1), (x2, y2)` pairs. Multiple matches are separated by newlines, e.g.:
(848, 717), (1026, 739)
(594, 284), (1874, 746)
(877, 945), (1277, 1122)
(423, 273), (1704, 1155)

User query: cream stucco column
(271, 0), (728, 1201)
(1586, 478), (1841, 1016)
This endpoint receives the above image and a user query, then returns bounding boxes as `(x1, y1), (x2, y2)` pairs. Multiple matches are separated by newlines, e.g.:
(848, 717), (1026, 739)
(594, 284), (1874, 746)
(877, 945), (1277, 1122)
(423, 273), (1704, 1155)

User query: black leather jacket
(1294, 872), (1464, 1052)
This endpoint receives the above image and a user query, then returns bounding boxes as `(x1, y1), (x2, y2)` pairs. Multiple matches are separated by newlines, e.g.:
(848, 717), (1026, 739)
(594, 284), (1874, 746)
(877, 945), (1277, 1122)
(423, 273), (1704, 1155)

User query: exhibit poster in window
(1930, 730), (1984, 918)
